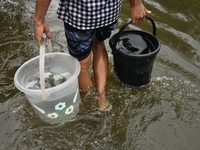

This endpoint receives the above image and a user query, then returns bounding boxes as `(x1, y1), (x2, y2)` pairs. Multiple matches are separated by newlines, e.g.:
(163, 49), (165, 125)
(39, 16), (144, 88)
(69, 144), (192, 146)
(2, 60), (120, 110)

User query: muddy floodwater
(0, 0), (200, 149)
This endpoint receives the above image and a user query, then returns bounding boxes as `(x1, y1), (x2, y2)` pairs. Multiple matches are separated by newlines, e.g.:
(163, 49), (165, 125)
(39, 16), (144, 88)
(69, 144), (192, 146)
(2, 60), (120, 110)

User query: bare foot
(97, 95), (112, 112)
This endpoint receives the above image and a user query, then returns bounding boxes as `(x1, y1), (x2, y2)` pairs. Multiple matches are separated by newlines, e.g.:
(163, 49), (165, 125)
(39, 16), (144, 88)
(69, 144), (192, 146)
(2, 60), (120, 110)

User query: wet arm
(34, 0), (51, 25)
(34, 0), (52, 46)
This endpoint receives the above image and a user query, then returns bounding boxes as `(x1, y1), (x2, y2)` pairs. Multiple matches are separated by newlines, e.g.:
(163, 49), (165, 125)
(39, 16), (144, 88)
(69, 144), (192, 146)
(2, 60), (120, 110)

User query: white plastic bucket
(14, 41), (81, 124)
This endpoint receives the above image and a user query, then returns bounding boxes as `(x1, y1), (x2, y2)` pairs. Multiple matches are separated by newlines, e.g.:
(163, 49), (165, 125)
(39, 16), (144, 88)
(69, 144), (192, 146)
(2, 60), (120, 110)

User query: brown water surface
(0, 0), (200, 149)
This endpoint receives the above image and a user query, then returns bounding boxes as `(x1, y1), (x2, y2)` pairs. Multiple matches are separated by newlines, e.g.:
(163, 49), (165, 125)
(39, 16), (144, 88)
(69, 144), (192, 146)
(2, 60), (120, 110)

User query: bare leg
(78, 51), (93, 92)
(92, 39), (112, 111)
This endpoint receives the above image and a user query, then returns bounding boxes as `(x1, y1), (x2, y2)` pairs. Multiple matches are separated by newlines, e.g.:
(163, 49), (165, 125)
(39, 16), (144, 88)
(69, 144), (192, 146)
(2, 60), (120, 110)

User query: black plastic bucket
(109, 16), (161, 87)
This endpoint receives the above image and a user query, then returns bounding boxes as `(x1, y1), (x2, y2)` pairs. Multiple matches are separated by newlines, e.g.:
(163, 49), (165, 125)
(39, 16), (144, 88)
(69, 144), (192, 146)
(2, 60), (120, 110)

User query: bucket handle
(39, 35), (49, 100)
(117, 16), (156, 37)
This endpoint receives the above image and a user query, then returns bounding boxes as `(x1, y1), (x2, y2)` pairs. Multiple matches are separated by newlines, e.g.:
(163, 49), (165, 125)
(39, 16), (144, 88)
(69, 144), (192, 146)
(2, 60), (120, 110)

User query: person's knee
(79, 51), (92, 71)
(93, 39), (106, 51)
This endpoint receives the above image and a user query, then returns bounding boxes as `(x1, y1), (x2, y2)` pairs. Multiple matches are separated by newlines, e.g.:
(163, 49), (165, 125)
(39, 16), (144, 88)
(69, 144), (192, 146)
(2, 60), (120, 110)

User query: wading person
(34, 0), (151, 111)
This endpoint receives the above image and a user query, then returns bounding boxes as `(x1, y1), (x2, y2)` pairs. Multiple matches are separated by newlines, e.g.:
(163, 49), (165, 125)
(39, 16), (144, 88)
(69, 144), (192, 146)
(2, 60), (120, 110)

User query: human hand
(34, 21), (52, 47)
(130, 3), (151, 24)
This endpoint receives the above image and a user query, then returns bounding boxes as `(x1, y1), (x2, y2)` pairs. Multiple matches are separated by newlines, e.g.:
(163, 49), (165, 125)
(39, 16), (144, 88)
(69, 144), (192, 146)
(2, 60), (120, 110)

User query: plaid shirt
(57, 0), (122, 30)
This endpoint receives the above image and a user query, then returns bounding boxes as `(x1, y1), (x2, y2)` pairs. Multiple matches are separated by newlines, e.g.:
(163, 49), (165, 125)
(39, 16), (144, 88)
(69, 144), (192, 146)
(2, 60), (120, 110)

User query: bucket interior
(110, 30), (160, 57)
(14, 53), (80, 100)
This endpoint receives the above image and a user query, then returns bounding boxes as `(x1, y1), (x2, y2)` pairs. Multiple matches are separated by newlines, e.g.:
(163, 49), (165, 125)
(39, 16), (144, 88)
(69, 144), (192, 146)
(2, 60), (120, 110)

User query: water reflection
(144, 0), (200, 70)
(0, 0), (200, 149)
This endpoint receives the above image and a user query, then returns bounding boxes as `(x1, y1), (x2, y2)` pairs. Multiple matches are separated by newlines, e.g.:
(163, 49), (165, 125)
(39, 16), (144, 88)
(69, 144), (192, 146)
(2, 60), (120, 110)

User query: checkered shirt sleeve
(57, 0), (122, 30)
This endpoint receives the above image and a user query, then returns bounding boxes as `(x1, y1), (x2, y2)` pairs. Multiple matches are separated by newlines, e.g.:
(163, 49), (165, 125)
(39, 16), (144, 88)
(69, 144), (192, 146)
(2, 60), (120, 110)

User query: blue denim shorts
(64, 22), (116, 61)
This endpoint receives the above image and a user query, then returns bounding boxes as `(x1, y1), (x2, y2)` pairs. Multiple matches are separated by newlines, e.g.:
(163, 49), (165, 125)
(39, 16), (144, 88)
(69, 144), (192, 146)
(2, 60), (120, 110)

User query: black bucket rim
(110, 30), (161, 58)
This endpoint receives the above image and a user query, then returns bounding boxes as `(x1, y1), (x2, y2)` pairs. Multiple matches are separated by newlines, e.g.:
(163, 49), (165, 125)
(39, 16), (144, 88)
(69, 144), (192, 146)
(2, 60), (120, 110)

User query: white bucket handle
(39, 35), (49, 100)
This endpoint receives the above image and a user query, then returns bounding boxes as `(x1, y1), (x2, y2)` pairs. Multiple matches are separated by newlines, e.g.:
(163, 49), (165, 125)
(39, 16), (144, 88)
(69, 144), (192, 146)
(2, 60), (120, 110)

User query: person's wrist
(133, 2), (141, 5)
(130, 0), (142, 6)
(34, 17), (44, 26)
